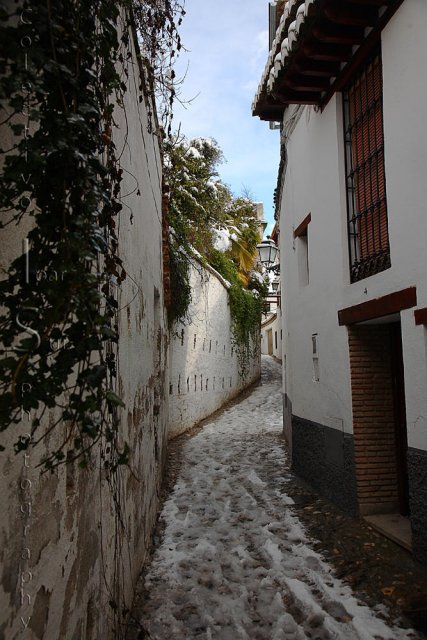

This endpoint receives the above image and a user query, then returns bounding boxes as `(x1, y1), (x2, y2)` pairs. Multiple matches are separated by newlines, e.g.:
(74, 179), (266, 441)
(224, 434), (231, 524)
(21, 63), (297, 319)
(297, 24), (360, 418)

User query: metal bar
(343, 92), (352, 276)
(343, 45), (391, 281)
(357, 63), (367, 268)
(364, 59), (377, 259)
(344, 89), (358, 278)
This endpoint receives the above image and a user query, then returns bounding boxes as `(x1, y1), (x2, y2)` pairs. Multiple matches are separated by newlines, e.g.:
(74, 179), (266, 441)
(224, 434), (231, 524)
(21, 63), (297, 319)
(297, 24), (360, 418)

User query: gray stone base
(292, 415), (358, 516)
(408, 447), (427, 565)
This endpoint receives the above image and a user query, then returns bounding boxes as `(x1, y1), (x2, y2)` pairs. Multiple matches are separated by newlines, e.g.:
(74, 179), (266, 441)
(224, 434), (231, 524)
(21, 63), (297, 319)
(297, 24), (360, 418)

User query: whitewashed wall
(261, 311), (282, 359)
(279, 0), (427, 452)
(169, 261), (261, 438)
(0, 24), (168, 639)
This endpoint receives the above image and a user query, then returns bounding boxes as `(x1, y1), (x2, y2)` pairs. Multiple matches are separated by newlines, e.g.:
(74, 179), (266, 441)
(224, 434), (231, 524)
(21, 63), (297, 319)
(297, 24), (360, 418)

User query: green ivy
(165, 135), (265, 353)
(168, 242), (192, 327)
(0, 0), (183, 471)
(209, 250), (264, 377)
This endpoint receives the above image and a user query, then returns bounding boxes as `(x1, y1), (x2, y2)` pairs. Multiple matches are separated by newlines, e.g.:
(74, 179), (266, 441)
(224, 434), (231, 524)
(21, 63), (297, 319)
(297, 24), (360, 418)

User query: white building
(253, 0), (427, 563)
(260, 310), (282, 359)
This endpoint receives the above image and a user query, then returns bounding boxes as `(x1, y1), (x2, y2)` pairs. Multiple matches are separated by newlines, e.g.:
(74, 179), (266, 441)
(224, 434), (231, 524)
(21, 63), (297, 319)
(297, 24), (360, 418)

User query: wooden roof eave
(253, 0), (404, 117)
(252, 87), (287, 121)
(319, 0), (405, 107)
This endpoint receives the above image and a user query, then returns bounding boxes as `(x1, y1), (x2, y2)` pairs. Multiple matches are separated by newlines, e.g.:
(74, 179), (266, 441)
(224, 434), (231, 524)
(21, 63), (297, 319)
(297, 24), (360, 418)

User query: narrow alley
(130, 357), (421, 640)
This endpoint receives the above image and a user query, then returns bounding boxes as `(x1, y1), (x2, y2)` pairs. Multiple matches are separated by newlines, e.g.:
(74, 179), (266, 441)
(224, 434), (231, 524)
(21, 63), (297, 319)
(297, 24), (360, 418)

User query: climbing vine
(165, 133), (267, 361)
(0, 0), (184, 471)
(209, 250), (267, 377)
(168, 242), (192, 326)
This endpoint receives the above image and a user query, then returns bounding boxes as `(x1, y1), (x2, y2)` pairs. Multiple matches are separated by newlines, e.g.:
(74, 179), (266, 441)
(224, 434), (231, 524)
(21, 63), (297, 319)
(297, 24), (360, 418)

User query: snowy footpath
(139, 356), (418, 640)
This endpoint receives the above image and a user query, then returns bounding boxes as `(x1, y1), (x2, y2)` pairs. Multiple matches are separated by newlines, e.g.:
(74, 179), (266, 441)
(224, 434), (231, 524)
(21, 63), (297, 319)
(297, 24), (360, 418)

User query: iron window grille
(343, 47), (391, 283)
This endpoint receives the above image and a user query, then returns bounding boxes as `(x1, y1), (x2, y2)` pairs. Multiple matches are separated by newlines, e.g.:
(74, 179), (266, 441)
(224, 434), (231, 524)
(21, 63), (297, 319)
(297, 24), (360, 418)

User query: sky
(172, 0), (280, 233)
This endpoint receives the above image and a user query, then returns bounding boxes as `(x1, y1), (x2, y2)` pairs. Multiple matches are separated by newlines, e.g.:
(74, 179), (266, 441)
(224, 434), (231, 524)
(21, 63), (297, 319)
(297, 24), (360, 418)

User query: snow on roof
(252, 0), (315, 114)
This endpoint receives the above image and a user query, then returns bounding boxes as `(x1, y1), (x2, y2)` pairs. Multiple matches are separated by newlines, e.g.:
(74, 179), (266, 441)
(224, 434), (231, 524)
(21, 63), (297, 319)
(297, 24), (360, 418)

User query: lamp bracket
(266, 264), (280, 275)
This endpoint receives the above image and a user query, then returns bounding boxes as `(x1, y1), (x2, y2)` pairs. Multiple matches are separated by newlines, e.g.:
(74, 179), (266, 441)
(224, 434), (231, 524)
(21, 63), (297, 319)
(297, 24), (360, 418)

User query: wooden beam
(324, 3), (378, 27)
(283, 74), (331, 92)
(255, 105), (286, 121)
(343, 0), (393, 6)
(252, 94), (286, 119)
(338, 287), (417, 326)
(294, 59), (341, 77)
(312, 24), (365, 46)
(253, 0), (404, 117)
(302, 41), (352, 62)
(320, 0), (404, 108)
(273, 87), (322, 104)
(294, 213), (311, 238)
(414, 307), (427, 326)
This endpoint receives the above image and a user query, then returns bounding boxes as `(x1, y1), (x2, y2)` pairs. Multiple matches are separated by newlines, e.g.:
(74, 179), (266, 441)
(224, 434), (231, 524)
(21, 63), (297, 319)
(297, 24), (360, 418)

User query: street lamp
(257, 236), (280, 274)
(271, 278), (280, 293)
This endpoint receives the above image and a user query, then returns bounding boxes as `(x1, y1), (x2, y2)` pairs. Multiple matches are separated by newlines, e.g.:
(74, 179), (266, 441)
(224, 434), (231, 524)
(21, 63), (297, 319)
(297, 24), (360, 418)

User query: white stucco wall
(280, 97), (354, 437)
(0, 23), (168, 640)
(380, 0), (427, 451)
(169, 261), (261, 438)
(261, 311), (282, 359)
(280, 0), (427, 451)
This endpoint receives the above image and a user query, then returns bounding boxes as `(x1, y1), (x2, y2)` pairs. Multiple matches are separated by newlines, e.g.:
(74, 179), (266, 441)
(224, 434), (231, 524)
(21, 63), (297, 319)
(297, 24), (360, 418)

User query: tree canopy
(166, 134), (268, 376)
(165, 134), (266, 288)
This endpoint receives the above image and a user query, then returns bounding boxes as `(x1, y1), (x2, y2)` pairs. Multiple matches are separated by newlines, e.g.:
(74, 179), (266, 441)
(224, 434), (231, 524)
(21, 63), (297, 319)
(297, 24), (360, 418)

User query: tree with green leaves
(166, 134), (264, 281)
(165, 133), (268, 372)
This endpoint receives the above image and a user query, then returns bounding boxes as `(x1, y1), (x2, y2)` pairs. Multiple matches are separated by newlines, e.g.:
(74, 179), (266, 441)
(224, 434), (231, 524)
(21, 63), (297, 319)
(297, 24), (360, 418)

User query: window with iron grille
(343, 47), (390, 283)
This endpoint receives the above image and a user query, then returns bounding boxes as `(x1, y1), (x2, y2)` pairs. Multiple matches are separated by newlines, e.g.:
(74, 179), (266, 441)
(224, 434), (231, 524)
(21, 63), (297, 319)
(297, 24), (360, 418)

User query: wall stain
(28, 586), (51, 639)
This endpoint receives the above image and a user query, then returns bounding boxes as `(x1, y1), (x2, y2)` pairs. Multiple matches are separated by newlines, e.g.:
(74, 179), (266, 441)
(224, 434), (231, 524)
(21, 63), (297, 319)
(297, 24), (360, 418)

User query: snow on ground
(140, 356), (419, 640)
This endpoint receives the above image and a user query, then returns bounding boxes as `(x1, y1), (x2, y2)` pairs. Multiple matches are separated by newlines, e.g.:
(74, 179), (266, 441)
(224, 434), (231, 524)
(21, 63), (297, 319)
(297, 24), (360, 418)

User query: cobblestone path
(132, 357), (420, 640)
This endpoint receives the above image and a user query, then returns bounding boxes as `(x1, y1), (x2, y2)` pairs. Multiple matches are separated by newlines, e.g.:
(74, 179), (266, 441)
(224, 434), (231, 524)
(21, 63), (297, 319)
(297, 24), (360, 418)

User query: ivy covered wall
(0, 10), (169, 639)
(169, 259), (261, 439)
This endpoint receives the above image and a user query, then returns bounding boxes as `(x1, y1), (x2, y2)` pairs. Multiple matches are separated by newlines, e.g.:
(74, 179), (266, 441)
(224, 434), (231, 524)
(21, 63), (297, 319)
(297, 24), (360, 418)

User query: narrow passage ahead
(136, 357), (418, 640)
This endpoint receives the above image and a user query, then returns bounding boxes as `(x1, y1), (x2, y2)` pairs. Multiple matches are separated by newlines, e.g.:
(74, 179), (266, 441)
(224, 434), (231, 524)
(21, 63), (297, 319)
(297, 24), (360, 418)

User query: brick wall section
(162, 181), (171, 309)
(348, 325), (399, 515)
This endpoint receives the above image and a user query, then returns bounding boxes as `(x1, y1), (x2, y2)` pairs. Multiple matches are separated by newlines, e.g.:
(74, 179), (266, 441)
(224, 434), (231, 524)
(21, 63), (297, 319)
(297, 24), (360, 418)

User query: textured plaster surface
(261, 310), (282, 359)
(0, 27), (168, 639)
(169, 260), (261, 439)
